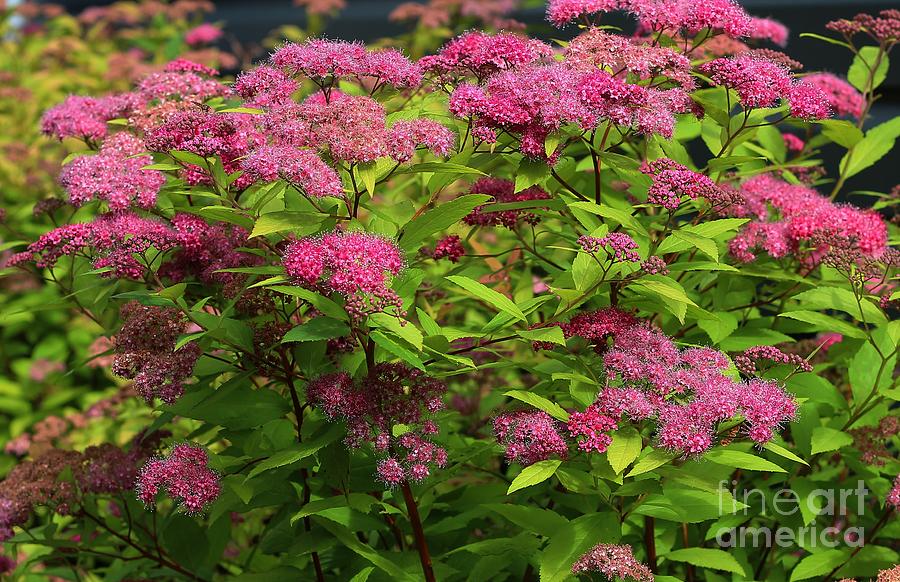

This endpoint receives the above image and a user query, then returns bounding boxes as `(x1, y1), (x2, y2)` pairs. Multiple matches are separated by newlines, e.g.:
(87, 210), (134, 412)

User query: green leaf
(849, 341), (892, 404)
(369, 330), (425, 371)
(507, 460), (562, 494)
(778, 311), (867, 339)
(607, 427), (642, 475)
(790, 287), (886, 325)
(282, 318), (350, 343)
(664, 548), (746, 576)
(515, 158), (550, 192)
(399, 194), (491, 252)
(504, 390), (570, 422)
(368, 313), (423, 350)
(848, 46), (889, 92)
(250, 211), (328, 238)
(810, 427), (854, 455)
(625, 448), (676, 477)
(540, 513), (620, 582)
(705, 449), (786, 473)
(246, 425), (344, 479)
(763, 442), (809, 466)
(799, 32), (853, 49)
(671, 230), (719, 262)
(446, 275), (527, 322)
(405, 161), (487, 176)
(484, 504), (569, 538)
(841, 117), (900, 179)
(789, 549), (849, 582)
(516, 327), (566, 346)
(568, 201), (648, 237)
(141, 162), (182, 171)
(818, 119), (864, 149)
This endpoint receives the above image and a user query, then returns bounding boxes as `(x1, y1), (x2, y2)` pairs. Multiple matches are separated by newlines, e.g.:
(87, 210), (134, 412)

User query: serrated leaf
(399, 194), (491, 252)
(504, 390), (570, 422)
(705, 449), (786, 472)
(515, 327), (566, 346)
(446, 275), (526, 322)
(607, 427), (642, 474)
(507, 460), (562, 494)
(763, 442), (809, 466)
(282, 318), (350, 342)
(664, 548), (746, 576)
(810, 427), (854, 455)
(789, 549), (849, 582)
(625, 448), (675, 477)
(250, 211), (328, 238)
(848, 46), (889, 92)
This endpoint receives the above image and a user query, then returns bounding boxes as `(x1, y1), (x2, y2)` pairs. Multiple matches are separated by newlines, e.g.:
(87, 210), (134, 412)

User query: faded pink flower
(572, 542), (653, 581)
(137, 443), (220, 514)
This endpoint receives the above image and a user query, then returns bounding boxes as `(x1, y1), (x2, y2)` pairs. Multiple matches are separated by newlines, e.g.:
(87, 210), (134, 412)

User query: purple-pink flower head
(420, 31), (554, 80)
(137, 443), (220, 514)
(307, 364), (447, 486)
(572, 542), (654, 581)
(787, 80), (831, 120)
(41, 93), (142, 142)
(297, 91), (391, 163)
(283, 230), (405, 318)
(271, 39), (421, 89)
(59, 133), (164, 210)
(803, 73), (866, 119)
(388, 118), (456, 162)
(462, 178), (551, 228)
(641, 157), (724, 210)
(747, 17), (789, 46)
(699, 55), (793, 109)
(546, 0), (625, 27)
(579, 233), (641, 262)
(185, 23), (222, 46)
(234, 65), (299, 107)
(242, 145), (344, 198)
(493, 411), (569, 466)
(564, 28), (695, 89)
(137, 65), (229, 102)
(631, 0), (752, 38)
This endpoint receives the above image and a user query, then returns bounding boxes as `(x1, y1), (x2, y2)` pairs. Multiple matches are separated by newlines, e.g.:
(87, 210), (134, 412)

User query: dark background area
(55, 0), (900, 194)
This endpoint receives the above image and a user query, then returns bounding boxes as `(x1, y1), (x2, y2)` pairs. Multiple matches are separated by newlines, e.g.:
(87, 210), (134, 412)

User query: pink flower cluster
(571, 542), (654, 581)
(111, 302), (202, 404)
(8, 212), (177, 279)
(641, 157), (724, 210)
(888, 474), (900, 509)
(579, 233), (641, 262)
(727, 174), (888, 263)
(431, 235), (465, 262)
(533, 308), (796, 454)
(234, 66), (299, 108)
(260, 91), (453, 165)
(159, 213), (259, 286)
(450, 62), (690, 158)
(734, 345), (813, 376)
(271, 39), (421, 89)
(803, 73), (866, 119)
(564, 28), (694, 89)
(827, 10), (900, 45)
(137, 443), (221, 514)
(185, 23), (222, 46)
(782, 132), (805, 153)
(41, 93), (141, 142)
(420, 31), (553, 80)
(747, 17), (789, 46)
(283, 230), (405, 319)
(242, 145), (344, 198)
(145, 110), (264, 190)
(307, 364), (447, 486)
(547, 0), (751, 38)
(137, 59), (229, 101)
(59, 133), (165, 210)
(462, 178), (551, 228)
(699, 55), (830, 119)
(492, 411), (568, 466)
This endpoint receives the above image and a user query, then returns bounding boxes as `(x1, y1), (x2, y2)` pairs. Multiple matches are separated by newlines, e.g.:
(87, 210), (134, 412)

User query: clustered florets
(641, 158), (725, 210)
(515, 308), (797, 457)
(727, 174), (888, 264)
(571, 542), (654, 581)
(579, 233), (641, 263)
(431, 235), (466, 262)
(111, 302), (202, 404)
(734, 345), (813, 376)
(462, 178), (551, 228)
(59, 133), (164, 210)
(283, 230), (405, 319)
(136, 443), (221, 514)
(492, 411), (569, 466)
(307, 364), (448, 486)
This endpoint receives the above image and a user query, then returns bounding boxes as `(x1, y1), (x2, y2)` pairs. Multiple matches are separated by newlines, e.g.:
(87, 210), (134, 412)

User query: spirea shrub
(0, 1), (898, 580)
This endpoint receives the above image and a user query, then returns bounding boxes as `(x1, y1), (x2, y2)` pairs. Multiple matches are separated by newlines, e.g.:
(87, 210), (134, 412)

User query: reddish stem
(401, 481), (436, 582)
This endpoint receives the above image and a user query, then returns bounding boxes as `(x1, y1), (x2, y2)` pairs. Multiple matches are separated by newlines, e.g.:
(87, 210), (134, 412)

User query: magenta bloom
(242, 145), (344, 198)
(234, 65), (299, 107)
(431, 235), (465, 262)
(41, 93), (141, 142)
(185, 23), (222, 46)
(572, 542), (653, 581)
(641, 158), (723, 210)
(579, 233), (641, 262)
(307, 364), (447, 486)
(493, 411), (569, 466)
(887, 475), (900, 509)
(137, 62), (229, 101)
(803, 73), (866, 119)
(546, 0), (625, 27)
(59, 133), (164, 210)
(137, 444), (220, 514)
(283, 230), (405, 318)
(420, 31), (553, 79)
(747, 17), (790, 46)
(387, 118), (456, 162)
(782, 132), (805, 152)
(463, 178), (551, 228)
(271, 39), (421, 89)
(699, 55), (793, 109)
(787, 80), (832, 120)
